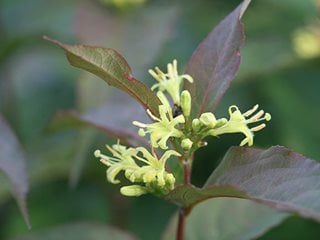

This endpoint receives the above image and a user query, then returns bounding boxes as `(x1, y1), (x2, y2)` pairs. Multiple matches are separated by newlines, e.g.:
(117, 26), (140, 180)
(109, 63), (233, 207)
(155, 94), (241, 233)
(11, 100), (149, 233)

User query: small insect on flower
(132, 91), (185, 149)
(172, 104), (183, 118)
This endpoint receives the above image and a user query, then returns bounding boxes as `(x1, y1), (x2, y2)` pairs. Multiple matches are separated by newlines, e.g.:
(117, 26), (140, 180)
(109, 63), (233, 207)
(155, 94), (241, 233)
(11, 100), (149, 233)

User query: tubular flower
(94, 141), (139, 184)
(94, 142), (180, 196)
(208, 105), (271, 146)
(135, 147), (180, 191)
(132, 92), (185, 149)
(149, 59), (193, 104)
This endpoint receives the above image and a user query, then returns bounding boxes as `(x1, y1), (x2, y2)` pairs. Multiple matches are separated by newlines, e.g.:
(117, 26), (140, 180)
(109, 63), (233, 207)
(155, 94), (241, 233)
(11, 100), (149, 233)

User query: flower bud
(215, 118), (228, 128)
(120, 185), (148, 197)
(165, 173), (176, 190)
(199, 112), (217, 128)
(180, 90), (191, 117)
(192, 118), (201, 132)
(181, 138), (193, 150)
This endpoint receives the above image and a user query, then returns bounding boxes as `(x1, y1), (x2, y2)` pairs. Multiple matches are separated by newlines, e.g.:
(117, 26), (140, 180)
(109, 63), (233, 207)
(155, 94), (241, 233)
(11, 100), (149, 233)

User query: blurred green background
(1, 0), (320, 239)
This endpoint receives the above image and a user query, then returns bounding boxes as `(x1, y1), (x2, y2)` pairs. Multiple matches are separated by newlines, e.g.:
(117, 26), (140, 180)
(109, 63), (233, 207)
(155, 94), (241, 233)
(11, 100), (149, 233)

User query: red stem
(183, 162), (191, 184)
(176, 156), (193, 240)
(177, 208), (186, 240)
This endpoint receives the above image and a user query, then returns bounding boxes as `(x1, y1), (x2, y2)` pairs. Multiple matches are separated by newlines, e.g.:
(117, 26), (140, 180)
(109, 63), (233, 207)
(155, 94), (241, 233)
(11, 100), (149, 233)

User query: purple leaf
(0, 115), (30, 228)
(48, 97), (149, 147)
(185, 0), (250, 117)
(166, 146), (320, 222)
(43, 36), (161, 117)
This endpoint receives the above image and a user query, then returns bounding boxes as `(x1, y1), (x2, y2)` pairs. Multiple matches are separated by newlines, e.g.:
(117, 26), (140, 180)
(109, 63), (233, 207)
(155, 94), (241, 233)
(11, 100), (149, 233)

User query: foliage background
(0, 0), (320, 239)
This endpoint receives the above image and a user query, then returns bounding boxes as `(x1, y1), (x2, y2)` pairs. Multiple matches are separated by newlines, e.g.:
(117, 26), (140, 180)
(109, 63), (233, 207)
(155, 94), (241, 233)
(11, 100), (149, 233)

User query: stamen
(134, 155), (151, 165)
(148, 69), (161, 82)
(106, 145), (121, 158)
(100, 158), (111, 166)
(173, 59), (177, 73)
(146, 109), (161, 122)
(251, 123), (266, 132)
(248, 110), (264, 122)
(155, 67), (165, 78)
(244, 104), (259, 117)
(94, 150), (101, 158)
(132, 121), (148, 128)
(265, 113), (272, 121)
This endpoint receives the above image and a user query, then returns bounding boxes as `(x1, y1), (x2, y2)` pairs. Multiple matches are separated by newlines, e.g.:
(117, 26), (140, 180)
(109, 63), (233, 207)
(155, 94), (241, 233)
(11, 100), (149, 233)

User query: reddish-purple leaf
(0, 115), (30, 228)
(43, 36), (161, 117)
(166, 146), (320, 222)
(185, 0), (250, 117)
(48, 98), (149, 147)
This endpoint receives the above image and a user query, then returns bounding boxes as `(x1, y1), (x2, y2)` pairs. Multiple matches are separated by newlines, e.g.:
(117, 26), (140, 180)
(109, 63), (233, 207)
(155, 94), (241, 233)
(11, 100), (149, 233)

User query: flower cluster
(94, 141), (179, 196)
(95, 60), (271, 197)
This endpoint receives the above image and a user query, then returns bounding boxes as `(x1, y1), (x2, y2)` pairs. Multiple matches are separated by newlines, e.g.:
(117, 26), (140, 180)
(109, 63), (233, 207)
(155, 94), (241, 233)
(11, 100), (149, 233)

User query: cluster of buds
(95, 60), (271, 197)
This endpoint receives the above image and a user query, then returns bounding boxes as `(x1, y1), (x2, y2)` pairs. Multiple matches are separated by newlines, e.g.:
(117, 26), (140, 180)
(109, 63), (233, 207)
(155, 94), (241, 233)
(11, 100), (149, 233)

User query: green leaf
(0, 115), (30, 228)
(162, 198), (288, 240)
(185, 0), (251, 117)
(43, 36), (161, 117)
(10, 221), (136, 240)
(166, 146), (320, 222)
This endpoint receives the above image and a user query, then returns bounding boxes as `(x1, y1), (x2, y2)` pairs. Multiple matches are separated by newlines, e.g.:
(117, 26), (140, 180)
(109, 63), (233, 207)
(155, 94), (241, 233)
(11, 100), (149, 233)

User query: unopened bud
(181, 138), (193, 150)
(165, 173), (176, 190)
(120, 185), (148, 197)
(180, 90), (191, 117)
(215, 118), (228, 128)
(192, 118), (201, 132)
(199, 112), (217, 128)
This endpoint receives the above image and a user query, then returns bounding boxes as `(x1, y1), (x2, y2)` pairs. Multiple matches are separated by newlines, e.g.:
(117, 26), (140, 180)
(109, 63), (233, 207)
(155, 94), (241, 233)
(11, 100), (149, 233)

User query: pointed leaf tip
(45, 37), (161, 117)
(185, 0), (251, 117)
(240, 0), (251, 19)
(0, 115), (30, 228)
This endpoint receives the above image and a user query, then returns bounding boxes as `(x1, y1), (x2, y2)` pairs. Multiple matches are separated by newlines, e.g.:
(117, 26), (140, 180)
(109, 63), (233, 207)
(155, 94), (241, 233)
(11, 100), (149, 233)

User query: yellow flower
(133, 92), (185, 149)
(94, 141), (138, 184)
(135, 147), (180, 190)
(149, 60), (193, 104)
(94, 141), (180, 196)
(208, 105), (271, 146)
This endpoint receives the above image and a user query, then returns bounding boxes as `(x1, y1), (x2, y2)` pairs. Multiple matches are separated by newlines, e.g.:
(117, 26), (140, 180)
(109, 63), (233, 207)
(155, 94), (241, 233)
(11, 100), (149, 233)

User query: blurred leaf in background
(1, 0), (320, 240)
